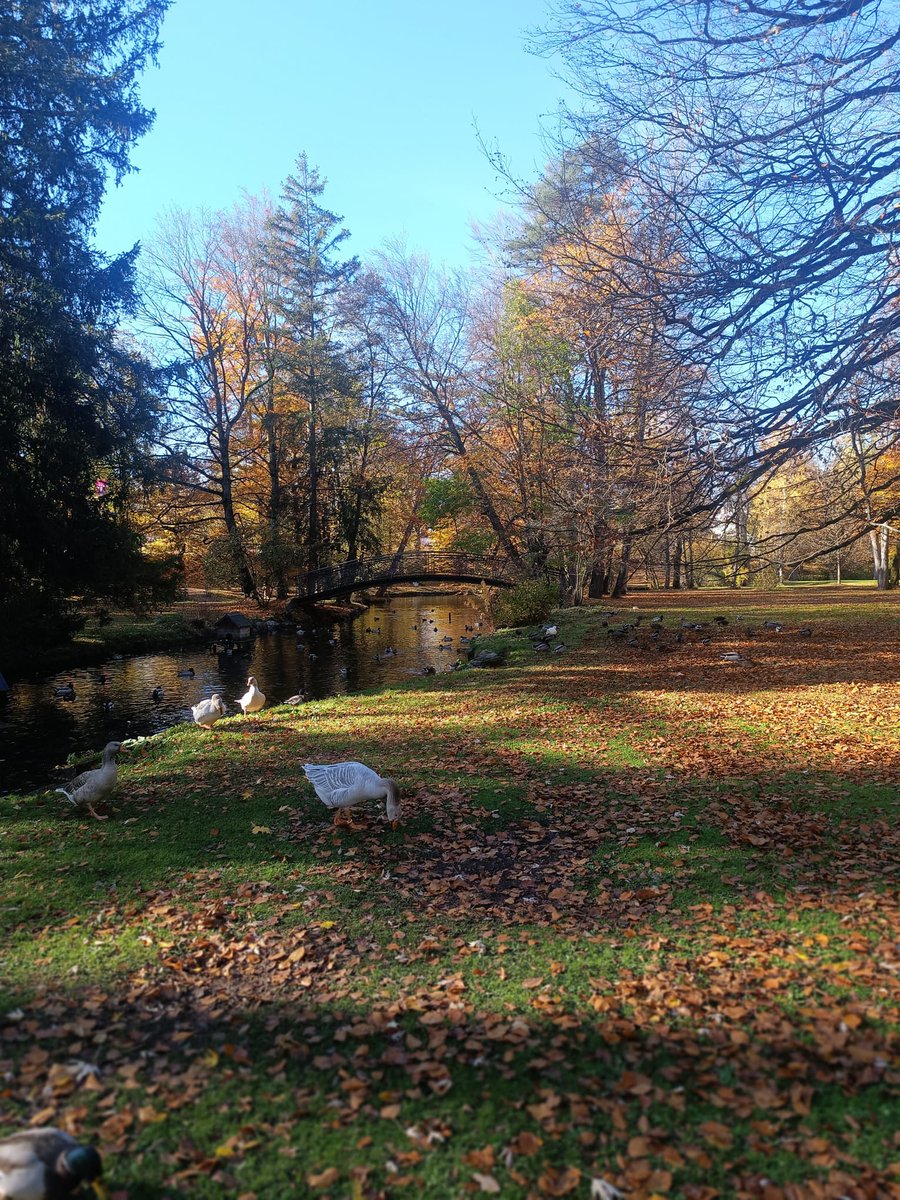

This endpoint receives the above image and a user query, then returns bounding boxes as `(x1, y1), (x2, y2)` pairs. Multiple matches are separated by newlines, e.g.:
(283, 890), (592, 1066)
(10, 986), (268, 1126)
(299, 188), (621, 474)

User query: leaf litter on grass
(0, 590), (898, 1198)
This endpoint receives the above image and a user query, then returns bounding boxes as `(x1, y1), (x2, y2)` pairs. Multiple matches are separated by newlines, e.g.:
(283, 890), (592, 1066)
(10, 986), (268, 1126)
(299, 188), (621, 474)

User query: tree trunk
(612, 536), (632, 597)
(221, 469), (257, 599)
(672, 536), (683, 590)
(870, 524), (889, 589)
(264, 404), (287, 599)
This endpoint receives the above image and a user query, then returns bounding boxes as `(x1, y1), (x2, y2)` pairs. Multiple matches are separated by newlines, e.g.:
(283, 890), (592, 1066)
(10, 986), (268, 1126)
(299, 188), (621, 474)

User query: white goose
(192, 693), (227, 728)
(0, 1128), (106, 1200)
(55, 741), (122, 820)
(239, 675), (266, 714)
(303, 761), (401, 828)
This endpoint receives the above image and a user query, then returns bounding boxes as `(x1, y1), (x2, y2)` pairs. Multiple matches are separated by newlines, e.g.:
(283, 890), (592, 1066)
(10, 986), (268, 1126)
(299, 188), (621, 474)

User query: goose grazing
(192, 693), (227, 728)
(151, 686), (164, 702)
(239, 675), (266, 714)
(0, 1128), (105, 1200)
(54, 682), (76, 700)
(303, 761), (401, 829)
(55, 741), (122, 820)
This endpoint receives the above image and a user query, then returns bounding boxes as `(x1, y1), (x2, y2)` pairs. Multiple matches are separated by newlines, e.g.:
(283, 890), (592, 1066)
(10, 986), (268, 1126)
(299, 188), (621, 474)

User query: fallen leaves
(1, 595), (899, 1197)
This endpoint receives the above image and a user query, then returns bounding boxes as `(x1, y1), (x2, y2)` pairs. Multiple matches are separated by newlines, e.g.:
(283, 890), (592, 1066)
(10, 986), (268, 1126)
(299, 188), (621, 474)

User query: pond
(0, 593), (489, 795)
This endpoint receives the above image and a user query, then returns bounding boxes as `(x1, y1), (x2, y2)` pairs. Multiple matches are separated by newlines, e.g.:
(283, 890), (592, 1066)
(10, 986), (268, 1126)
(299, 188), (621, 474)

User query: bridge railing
(297, 552), (520, 599)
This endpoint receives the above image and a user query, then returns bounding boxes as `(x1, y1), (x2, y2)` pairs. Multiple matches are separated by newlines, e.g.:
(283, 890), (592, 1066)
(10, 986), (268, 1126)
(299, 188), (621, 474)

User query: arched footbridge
(297, 552), (521, 602)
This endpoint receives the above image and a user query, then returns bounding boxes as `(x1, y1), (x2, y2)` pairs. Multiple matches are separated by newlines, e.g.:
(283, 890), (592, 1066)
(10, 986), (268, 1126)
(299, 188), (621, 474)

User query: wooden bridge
(296, 552), (520, 601)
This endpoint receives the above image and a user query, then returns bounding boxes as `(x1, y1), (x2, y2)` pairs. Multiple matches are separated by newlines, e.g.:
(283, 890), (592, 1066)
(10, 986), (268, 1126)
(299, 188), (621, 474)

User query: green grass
(0, 591), (897, 1198)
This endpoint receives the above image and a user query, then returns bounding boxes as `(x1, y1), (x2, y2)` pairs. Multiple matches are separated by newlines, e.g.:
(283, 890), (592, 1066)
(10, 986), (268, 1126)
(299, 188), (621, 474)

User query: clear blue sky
(95, 0), (570, 267)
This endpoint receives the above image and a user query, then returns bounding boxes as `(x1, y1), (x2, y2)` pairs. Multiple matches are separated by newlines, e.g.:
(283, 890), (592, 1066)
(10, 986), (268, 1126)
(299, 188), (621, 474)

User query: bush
(490, 578), (558, 628)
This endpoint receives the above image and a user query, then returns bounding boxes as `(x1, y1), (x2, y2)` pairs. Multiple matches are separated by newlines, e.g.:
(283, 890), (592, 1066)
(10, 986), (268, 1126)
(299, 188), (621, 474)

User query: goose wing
(64, 765), (98, 794)
(303, 762), (372, 807)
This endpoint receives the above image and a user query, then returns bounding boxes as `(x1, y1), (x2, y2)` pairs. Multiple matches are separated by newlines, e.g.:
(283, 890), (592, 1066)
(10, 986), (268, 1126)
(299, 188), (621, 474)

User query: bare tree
(536, 0), (900, 522)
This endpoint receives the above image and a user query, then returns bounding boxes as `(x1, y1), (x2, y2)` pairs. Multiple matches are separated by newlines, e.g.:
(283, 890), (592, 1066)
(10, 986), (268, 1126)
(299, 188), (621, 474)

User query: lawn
(1, 588), (897, 1199)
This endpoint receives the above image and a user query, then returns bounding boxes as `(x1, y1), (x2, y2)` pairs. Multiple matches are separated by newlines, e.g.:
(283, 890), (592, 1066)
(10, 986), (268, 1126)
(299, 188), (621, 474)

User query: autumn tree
(369, 246), (522, 564)
(142, 202), (272, 598)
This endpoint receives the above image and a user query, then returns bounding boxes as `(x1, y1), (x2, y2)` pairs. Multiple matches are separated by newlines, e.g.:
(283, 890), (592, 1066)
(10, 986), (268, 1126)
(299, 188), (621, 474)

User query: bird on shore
(0, 1127), (106, 1199)
(192, 694), (227, 728)
(285, 689), (307, 704)
(55, 741), (121, 820)
(303, 761), (401, 829)
(239, 675), (266, 714)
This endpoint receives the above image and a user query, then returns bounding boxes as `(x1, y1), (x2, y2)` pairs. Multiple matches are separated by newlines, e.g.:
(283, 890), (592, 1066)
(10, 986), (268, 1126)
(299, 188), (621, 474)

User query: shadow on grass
(0, 634), (897, 1198)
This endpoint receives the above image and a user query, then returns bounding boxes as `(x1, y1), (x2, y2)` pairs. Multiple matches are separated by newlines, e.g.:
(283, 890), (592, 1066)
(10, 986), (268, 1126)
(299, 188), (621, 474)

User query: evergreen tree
(267, 154), (359, 573)
(0, 1), (171, 653)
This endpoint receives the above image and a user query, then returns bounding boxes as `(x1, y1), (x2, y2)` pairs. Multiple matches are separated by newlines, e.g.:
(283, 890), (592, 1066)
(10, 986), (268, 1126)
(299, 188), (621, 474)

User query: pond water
(0, 593), (488, 795)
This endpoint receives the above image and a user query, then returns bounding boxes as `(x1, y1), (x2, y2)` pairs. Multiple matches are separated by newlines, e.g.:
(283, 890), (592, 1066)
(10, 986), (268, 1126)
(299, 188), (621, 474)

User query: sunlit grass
(0, 589), (896, 1197)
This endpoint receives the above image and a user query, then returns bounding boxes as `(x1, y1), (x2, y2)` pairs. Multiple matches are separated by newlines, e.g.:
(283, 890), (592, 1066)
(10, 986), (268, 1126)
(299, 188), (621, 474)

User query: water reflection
(0, 593), (487, 794)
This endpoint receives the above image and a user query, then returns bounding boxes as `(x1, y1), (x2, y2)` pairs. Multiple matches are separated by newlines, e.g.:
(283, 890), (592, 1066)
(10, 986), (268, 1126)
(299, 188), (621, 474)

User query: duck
(55, 741), (122, 821)
(542, 624), (558, 638)
(177, 667), (195, 678)
(151, 686), (164, 702)
(191, 694), (227, 728)
(302, 761), (401, 829)
(54, 682), (76, 700)
(285, 690), (307, 704)
(0, 1127), (105, 1199)
(239, 676), (266, 714)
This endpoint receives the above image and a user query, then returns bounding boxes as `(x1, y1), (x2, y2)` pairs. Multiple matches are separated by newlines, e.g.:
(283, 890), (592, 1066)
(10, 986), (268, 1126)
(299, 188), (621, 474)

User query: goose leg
(87, 803), (109, 821)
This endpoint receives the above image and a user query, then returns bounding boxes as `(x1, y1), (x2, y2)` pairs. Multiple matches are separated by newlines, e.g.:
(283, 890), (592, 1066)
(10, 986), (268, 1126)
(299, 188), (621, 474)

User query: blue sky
(95, 0), (571, 268)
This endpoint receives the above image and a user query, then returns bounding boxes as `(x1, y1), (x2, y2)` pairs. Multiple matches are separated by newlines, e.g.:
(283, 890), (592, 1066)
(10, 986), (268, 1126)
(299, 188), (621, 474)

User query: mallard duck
(285, 690), (307, 705)
(54, 741), (121, 820)
(151, 686), (164, 702)
(239, 676), (265, 714)
(54, 682), (76, 700)
(177, 667), (195, 678)
(191, 694), (227, 728)
(303, 761), (401, 828)
(0, 1128), (106, 1198)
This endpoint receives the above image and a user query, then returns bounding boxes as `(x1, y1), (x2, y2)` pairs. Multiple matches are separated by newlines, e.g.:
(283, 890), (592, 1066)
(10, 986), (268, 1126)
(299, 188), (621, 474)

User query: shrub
(490, 578), (558, 628)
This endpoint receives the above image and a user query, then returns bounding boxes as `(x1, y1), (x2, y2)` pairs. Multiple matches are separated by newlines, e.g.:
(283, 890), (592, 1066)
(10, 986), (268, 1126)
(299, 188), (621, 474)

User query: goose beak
(390, 819), (400, 831)
(91, 1182), (109, 1200)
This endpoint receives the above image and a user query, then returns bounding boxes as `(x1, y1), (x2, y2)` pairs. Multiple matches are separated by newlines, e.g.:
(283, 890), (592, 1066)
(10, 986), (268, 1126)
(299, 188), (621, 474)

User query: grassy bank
(0, 588), (897, 1199)
(3, 591), (262, 677)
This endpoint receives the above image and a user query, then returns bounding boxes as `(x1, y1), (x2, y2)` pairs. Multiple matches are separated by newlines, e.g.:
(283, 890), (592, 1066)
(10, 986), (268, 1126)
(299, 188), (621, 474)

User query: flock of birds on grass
(18, 606), (818, 1197)
(51, 666), (401, 833)
(598, 608), (811, 664)
(46, 606), (489, 831)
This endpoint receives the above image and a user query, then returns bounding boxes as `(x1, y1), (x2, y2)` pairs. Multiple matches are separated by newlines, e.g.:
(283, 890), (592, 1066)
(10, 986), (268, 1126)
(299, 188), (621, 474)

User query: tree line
(3, 0), (900, 656)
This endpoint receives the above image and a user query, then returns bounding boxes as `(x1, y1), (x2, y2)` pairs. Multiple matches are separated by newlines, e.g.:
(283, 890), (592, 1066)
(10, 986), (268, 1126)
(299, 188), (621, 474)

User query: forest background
(4, 0), (900, 662)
